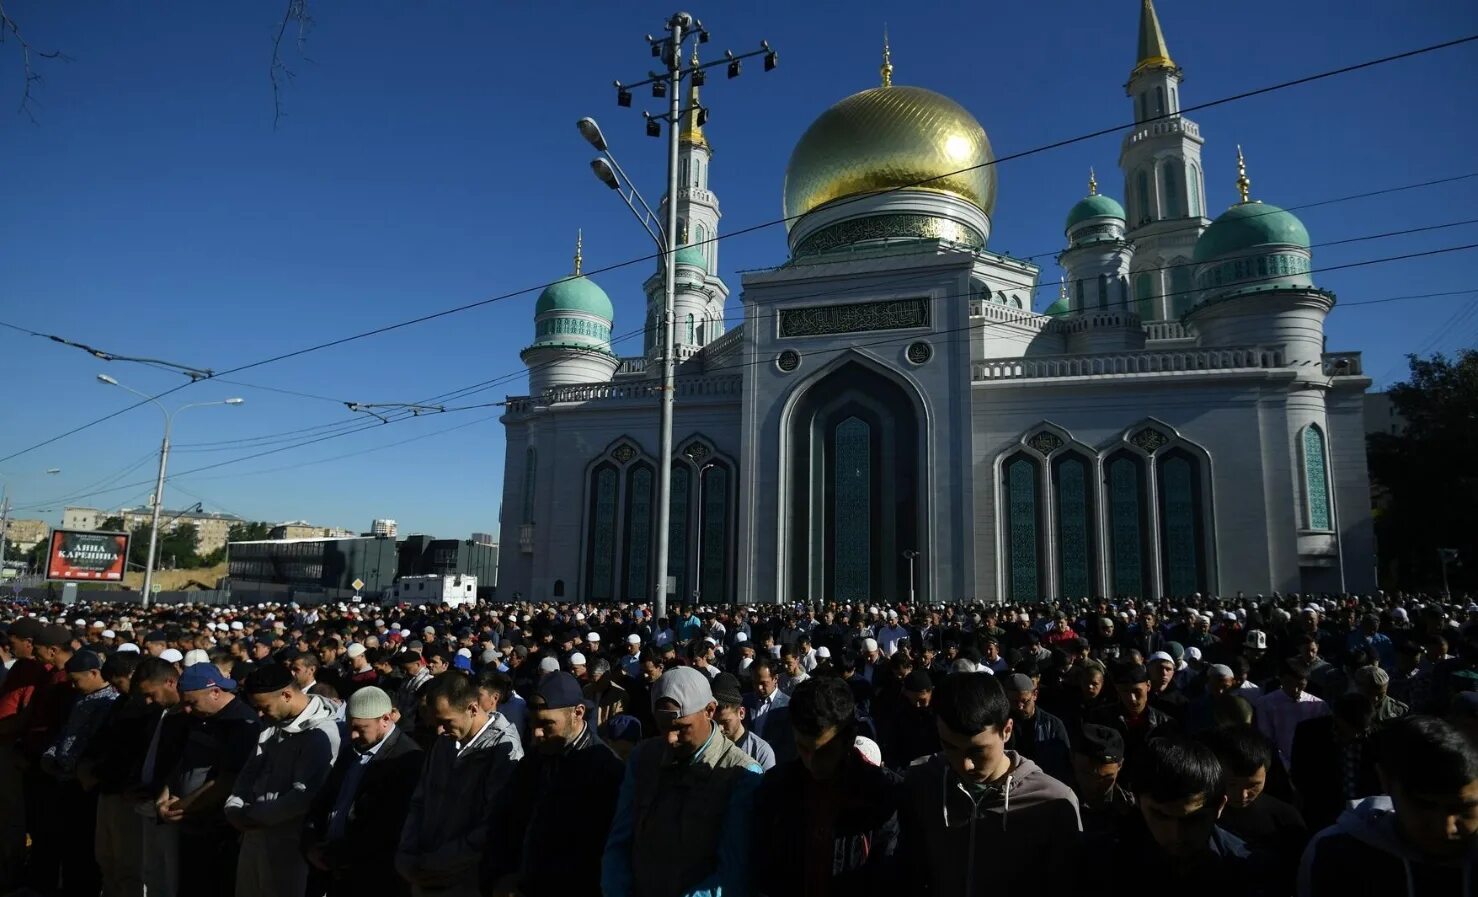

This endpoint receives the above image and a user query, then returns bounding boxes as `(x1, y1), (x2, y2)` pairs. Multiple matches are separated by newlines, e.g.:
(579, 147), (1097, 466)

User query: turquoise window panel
(589, 466), (619, 600)
(1054, 456), (1093, 599)
(1007, 456), (1040, 600)
(700, 466), (729, 603)
(624, 465), (654, 600)
(668, 465), (690, 598)
(833, 416), (871, 602)
(1304, 426), (1332, 530)
(1109, 456), (1145, 597)
(1160, 455), (1200, 596)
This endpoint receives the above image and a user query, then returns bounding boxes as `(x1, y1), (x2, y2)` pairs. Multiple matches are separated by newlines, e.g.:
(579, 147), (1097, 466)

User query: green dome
(535, 275), (613, 321)
(1193, 201), (1310, 263)
(1044, 296), (1070, 316)
(1065, 194), (1125, 231)
(674, 245), (708, 270)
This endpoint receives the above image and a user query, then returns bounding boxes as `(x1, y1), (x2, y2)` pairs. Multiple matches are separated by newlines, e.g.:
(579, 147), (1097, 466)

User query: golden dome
(783, 84), (996, 227)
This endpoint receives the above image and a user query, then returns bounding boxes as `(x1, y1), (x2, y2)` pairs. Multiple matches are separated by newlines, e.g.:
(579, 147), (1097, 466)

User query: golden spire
(1088, 167), (1098, 196)
(880, 26), (894, 87)
(679, 39), (707, 148)
(1133, 0), (1176, 76)
(573, 229), (583, 276)
(1235, 145), (1253, 204)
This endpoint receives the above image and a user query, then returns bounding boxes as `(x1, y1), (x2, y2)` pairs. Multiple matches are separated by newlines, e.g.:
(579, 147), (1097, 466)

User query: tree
(101, 516), (125, 532)
(228, 521), (273, 542)
(1367, 350), (1478, 591)
(160, 523), (201, 570)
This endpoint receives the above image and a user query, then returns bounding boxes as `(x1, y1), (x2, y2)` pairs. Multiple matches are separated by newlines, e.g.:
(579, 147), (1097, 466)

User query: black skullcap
(241, 663), (294, 695)
(64, 649), (103, 673)
(710, 672), (743, 706)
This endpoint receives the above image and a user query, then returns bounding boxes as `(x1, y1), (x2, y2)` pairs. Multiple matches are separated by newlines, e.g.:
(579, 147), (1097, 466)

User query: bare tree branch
(0, 0), (66, 123)
(269, 0), (312, 129)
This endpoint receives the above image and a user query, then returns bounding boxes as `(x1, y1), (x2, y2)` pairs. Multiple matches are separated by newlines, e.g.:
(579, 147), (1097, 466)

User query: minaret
(1118, 0), (1211, 321)
(523, 231), (619, 395)
(646, 39), (729, 357)
(1058, 168), (1142, 351)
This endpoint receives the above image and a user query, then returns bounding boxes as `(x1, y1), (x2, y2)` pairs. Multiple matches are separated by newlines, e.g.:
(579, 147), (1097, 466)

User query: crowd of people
(3, 589), (1478, 896)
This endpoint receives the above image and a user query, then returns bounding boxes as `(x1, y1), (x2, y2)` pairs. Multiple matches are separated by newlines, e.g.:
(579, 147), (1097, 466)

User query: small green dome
(1065, 194), (1125, 231)
(1044, 296), (1071, 317)
(1193, 201), (1310, 263)
(674, 245), (707, 270)
(535, 275), (613, 321)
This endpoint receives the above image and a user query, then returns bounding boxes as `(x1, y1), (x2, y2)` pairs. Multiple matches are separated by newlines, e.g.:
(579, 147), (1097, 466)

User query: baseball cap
(650, 666), (713, 717)
(531, 672), (585, 710)
(537, 657), (560, 674)
(710, 672), (743, 706)
(1075, 723), (1125, 763)
(347, 686), (393, 719)
(179, 662), (235, 693)
(853, 736), (883, 766)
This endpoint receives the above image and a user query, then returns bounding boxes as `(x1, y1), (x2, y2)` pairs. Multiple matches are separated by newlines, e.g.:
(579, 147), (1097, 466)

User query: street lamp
(902, 550), (921, 606)
(579, 13), (774, 620)
(98, 375), (243, 606)
(0, 467), (61, 576)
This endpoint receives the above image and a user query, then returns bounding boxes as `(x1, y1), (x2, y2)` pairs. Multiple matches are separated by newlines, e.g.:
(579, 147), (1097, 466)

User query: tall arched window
(1134, 275), (1155, 320)
(686, 314), (695, 343)
(1003, 452), (1044, 600)
(521, 447), (537, 524)
(622, 463), (655, 600)
(1190, 164), (1203, 217)
(1053, 452), (1097, 599)
(698, 461), (732, 603)
(1157, 449), (1207, 596)
(1170, 264), (1194, 318)
(1161, 161), (1180, 218)
(584, 462), (620, 600)
(1106, 452), (1151, 598)
(1136, 169), (1152, 223)
(1155, 86), (1165, 117)
(1097, 273), (1109, 309)
(668, 463), (691, 599)
(1074, 279), (1085, 310)
(1303, 425), (1332, 530)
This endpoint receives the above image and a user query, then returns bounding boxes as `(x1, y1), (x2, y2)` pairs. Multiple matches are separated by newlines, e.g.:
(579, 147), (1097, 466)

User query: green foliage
(1368, 349), (1478, 590)
(228, 521), (272, 542)
(100, 516), (125, 532)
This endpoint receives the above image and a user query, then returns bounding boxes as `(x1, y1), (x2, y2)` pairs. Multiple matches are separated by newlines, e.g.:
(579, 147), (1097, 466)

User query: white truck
(384, 574), (477, 608)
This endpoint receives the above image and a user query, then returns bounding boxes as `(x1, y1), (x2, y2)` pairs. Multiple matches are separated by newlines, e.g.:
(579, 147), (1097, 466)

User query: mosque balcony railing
(1123, 116), (1200, 149)
(1143, 320), (1196, 342)
(969, 299), (1053, 332)
(615, 356), (649, 376)
(701, 327), (744, 366)
(1321, 352), (1364, 377)
(1057, 310), (1143, 333)
(543, 372), (742, 404)
(972, 345), (1284, 381)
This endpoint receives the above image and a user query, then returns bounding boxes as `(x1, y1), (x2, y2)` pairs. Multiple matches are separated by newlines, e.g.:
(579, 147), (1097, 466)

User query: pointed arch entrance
(786, 360), (924, 603)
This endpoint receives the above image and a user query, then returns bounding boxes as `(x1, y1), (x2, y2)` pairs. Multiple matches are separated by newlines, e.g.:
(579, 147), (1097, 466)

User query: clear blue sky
(2, 0), (1476, 539)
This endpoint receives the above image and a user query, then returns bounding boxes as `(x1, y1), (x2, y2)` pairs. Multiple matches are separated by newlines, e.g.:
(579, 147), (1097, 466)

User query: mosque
(497, 0), (1376, 605)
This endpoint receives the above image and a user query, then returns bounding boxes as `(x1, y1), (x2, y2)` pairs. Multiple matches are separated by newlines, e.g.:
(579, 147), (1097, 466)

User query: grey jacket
(396, 711), (523, 885)
(224, 693), (343, 830)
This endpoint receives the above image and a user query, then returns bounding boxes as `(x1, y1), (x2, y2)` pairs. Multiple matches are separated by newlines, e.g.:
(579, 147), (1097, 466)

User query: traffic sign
(352, 578), (365, 592)
(151, 583), (163, 594)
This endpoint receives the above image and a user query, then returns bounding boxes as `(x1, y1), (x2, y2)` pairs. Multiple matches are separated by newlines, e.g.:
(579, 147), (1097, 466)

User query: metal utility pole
(0, 469), (60, 578)
(97, 375), (243, 607)
(580, 12), (775, 622)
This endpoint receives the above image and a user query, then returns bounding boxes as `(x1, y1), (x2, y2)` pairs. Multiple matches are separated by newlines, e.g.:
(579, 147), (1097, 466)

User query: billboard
(46, 529), (130, 583)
